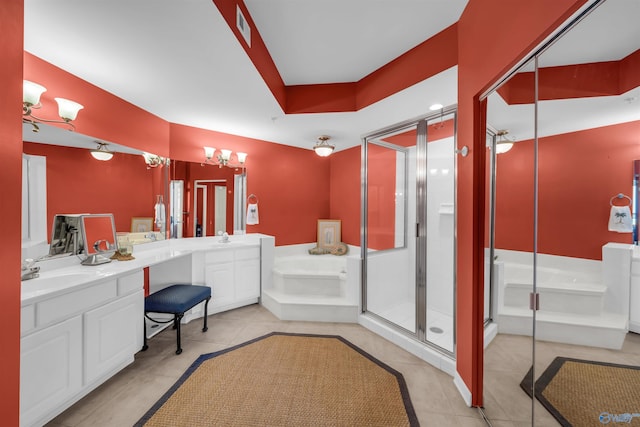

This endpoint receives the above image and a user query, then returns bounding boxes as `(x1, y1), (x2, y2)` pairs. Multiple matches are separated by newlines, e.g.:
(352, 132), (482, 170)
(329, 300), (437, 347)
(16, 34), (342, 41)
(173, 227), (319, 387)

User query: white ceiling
(23, 0), (466, 153)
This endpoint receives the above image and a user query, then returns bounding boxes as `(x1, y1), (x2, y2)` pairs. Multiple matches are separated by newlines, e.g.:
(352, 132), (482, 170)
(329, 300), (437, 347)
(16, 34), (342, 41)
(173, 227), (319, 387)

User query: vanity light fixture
(495, 130), (514, 154)
(203, 146), (247, 168)
(22, 80), (84, 132)
(142, 152), (166, 168)
(90, 142), (113, 161)
(313, 135), (335, 157)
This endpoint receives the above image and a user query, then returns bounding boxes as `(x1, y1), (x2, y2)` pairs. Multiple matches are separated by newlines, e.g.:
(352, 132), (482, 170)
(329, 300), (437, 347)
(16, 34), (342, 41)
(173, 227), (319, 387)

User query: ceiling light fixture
(313, 135), (335, 157)
(90, 142), (113, 161)
(429, 103), (444, 111)
(22, 80), (84, 132)
(203, 147), (247, 168)
(495, 130), (514, 154)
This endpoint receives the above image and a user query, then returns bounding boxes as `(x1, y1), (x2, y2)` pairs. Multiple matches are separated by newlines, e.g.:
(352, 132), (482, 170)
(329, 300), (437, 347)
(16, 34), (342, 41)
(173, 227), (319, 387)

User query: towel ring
(248, 194), (259, 204)
(610, 193), (632, 207)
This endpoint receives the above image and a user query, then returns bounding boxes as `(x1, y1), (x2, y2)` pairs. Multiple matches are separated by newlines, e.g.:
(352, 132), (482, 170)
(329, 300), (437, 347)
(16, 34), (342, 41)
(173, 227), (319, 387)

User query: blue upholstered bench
(142, 284), (211, 355)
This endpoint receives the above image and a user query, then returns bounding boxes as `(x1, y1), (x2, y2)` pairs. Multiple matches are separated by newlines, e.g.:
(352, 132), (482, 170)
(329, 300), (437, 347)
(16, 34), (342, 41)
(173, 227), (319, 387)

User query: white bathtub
(272, 254), (347, 297)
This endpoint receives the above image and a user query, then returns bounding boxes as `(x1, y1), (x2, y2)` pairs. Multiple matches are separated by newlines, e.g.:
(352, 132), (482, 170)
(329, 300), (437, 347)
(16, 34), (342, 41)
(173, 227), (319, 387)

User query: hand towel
(154, 201), (166, 228)
(608, 205), (633, 233)
(247, 203), (259, 225)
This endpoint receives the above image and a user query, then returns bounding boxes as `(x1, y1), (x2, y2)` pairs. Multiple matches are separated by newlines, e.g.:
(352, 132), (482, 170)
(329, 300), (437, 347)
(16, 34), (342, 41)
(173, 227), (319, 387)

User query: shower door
(362, 107), (457, 354)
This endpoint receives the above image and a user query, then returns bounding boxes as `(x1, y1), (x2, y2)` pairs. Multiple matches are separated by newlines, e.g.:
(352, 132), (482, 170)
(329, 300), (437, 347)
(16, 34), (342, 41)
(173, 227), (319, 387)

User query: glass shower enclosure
(362, 107), (457, 355)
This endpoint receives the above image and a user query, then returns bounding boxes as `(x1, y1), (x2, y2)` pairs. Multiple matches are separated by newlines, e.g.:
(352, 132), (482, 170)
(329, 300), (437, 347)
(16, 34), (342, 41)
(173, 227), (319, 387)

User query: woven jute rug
(136, 332), (419, 426)
(520, 357), (640, 426)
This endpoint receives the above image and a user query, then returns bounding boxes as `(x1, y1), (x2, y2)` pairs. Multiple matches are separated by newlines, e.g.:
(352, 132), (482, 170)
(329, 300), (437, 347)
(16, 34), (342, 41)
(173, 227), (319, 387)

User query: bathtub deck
(261, 289), (359, 323)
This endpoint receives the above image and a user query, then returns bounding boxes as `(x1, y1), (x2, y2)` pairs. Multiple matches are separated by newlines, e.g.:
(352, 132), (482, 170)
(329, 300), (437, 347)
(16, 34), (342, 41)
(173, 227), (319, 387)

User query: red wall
(1, 0), (24, 423)
(23, 143), (158, 236)
(24, 53), (169, 157)
(366, 145), (397, 250)
(457, 0), (587, 405)
(329, 147), (361, 246)
(495, 121), (640, 260)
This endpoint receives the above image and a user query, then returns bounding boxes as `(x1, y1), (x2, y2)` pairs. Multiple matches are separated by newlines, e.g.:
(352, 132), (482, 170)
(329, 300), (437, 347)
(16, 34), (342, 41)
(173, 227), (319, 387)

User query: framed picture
(317, 219), (341, 249)
(131, 217), (153, 233)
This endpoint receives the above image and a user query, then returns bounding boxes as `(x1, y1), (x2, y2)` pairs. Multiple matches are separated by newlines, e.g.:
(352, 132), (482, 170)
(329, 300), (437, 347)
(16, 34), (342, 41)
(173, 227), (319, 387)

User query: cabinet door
(631, 275), (640, 333)
(84, 290), (143, 385)
(21, 316), (82, 427)
(205, 262), (235, 309)
(235, 258), (261, 300)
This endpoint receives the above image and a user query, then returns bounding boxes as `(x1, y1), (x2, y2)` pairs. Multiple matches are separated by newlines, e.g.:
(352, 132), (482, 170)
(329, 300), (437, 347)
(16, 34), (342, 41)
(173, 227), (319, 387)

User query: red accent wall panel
(23, 143), (156, 236)
(495, 121), (640, 260)
(497, 59), (636, 104)
(286, 83), (357, 114)
(620, 49), (640, 94)
(1, 0), (24, 422)
(457, 0), (587, 405)
(357, 24), (458, 110)
(329, 147), (361, 246)
(23, 53), (170, 157)
(366, 144), (397, 250)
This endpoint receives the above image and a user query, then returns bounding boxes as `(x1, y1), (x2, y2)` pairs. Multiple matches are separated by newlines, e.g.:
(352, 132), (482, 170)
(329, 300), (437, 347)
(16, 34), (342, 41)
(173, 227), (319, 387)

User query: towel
(247, 203), (259, 225)
(608, 205), (633, 233)
(154, 201), (166, 228)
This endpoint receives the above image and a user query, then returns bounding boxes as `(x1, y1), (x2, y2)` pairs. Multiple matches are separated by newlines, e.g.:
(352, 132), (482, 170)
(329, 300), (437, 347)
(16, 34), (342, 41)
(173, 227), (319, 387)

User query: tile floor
(46, 304), (640, 426)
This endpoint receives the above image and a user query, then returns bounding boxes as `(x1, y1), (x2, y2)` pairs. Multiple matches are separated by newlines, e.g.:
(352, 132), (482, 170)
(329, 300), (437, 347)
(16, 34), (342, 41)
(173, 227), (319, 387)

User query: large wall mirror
(21, 122), (249, 259)
(169, 160), (246, 239)
(21, 122), (168, 258)
(483, 0), (639, 424)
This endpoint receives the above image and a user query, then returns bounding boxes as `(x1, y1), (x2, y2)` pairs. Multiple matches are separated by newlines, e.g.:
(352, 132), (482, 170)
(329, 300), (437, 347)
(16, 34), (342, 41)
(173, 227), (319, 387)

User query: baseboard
(453, 371), (472, 407)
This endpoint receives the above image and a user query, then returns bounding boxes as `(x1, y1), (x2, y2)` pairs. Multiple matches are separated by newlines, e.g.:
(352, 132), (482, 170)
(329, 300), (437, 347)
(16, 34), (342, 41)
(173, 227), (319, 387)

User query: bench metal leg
(142, 317), (148, 351)
(202, 297), (211, 332)
(175, 313), (184, 355)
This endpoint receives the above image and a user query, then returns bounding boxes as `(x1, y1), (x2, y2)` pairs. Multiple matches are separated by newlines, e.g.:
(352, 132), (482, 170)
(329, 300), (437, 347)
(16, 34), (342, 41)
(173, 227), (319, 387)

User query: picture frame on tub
(131, 217), (153, 233)
(317, 219), (341, 249)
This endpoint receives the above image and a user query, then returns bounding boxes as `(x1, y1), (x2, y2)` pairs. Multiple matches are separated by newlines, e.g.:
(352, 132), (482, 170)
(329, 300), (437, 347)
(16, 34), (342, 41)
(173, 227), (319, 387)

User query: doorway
(193, 179), (227, 237)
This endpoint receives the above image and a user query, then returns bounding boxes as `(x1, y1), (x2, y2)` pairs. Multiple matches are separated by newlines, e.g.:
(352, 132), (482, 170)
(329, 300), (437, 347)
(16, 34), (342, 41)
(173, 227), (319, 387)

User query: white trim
(454, 371), (472, 407)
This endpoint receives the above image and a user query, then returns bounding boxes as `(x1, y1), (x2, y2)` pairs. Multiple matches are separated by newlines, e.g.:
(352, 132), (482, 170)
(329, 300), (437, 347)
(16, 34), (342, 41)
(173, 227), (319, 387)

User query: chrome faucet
(21, 259), (40, 281)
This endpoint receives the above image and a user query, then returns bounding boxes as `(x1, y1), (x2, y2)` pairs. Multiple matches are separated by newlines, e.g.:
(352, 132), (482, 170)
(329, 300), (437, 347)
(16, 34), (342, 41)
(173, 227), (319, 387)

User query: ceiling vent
(236, 5), (251, 47)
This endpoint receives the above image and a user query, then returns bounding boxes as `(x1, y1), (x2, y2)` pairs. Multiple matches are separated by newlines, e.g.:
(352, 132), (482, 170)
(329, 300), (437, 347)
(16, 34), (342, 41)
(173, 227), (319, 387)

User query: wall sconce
(313, 135), (335, 157)
(495, 130), (514, 154)
(90, 142), (113, 161)
(203, 146), (247, 168)
(23, 80), (84, 132)
(142, 152), (166, 168)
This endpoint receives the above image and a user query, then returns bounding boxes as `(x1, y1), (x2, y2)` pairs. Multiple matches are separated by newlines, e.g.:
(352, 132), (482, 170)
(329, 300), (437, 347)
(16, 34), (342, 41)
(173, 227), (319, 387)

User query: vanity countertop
(21, 234), (266, 305)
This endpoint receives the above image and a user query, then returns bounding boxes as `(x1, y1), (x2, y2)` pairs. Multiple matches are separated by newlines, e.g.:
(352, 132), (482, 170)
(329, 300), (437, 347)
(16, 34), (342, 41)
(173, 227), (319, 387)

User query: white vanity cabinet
(20, 316), (82, 427)
(235, 247), (261, 301)
(201, 245), (261, 313)
(20, 270), (144, 427)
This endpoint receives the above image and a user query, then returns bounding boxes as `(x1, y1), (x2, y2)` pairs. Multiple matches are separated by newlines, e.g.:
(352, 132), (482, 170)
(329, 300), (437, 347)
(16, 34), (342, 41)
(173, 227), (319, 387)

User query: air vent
(236, 5), (251, 47)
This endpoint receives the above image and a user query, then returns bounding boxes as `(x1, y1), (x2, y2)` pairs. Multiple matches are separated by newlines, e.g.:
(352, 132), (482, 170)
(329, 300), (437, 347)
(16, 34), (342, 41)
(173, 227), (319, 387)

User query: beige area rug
(136, 332), (419, 426)
(521, 357), (640, 426)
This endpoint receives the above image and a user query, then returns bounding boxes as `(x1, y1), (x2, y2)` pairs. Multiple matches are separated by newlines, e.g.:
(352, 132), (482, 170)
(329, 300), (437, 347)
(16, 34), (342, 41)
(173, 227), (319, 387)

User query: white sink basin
(23, 270), (103, 291)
